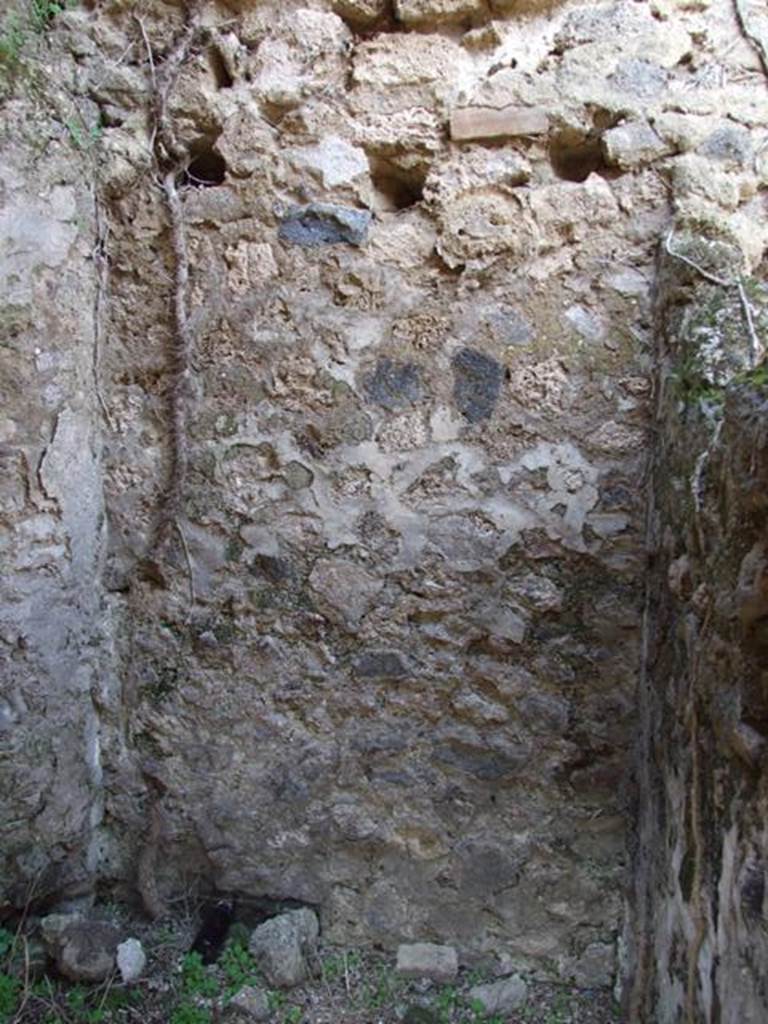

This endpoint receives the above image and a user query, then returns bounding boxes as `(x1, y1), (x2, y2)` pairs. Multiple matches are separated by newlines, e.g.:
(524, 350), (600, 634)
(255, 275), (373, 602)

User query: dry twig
(664, 230), (735, 288)
(92, 188), (116, 432)
(734, 0), (768, 79)
(665, 230), (763, 367)
(136, 4), (202, 563)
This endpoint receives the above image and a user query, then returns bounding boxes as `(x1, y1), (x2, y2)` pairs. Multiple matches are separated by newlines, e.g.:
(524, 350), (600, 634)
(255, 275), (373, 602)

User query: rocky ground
(0, 903), (622, 1024)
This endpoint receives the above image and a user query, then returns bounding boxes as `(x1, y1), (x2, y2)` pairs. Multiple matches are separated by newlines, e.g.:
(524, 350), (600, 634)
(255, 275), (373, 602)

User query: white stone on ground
(116, 938), (146, 983)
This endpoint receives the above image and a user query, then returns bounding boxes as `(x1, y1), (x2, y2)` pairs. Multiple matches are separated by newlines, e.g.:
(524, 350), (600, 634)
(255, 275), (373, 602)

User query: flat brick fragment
(450, 105), (549, 141)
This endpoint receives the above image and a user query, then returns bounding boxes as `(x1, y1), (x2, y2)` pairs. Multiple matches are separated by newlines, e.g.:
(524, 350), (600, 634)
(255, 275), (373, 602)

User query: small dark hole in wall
(368, 156), (426, 212)
(182, 147), (227, 187)
(549, 129), (605, 182)
(678, 848), (695, 902)
(208, 46), (234, 90)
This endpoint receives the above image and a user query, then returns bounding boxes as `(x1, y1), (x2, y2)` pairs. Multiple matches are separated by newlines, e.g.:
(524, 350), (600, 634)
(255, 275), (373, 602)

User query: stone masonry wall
(0, 3), (114, 913)
(628, 211), (768, 1020)
(0, 0), (766, 1002)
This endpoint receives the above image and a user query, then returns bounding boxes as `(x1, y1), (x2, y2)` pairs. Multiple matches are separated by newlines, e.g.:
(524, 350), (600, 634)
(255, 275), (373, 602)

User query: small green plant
(170, 1001), (212, 1024)
(65, 115), (102, 151)
(219, 941), (260, 997)
(1, 0), (77, 97)
(466, 997), (485, 1021)
(360, 964), (404, 1009)
(434, 985), (458, 1022)
(64, 984), (108, 1023)
(30, 0), (75, 33)
(180, 951), (219, 999)
(0, 15), (25, 70)
(0, 973), (21, 1023)
(282, 1007), (302, 1024)
(668, 343), (725, 408)
(462, 966), (490, 988)
(321, 953), (342, 982)
(734, 361), (768, 391)
(268, 989), (285, 1012)
(540, 989), (573, 1024)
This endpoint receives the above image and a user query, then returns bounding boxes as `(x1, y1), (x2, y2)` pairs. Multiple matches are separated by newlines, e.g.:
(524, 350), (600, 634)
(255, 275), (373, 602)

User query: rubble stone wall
(1, 0), (766, 1001)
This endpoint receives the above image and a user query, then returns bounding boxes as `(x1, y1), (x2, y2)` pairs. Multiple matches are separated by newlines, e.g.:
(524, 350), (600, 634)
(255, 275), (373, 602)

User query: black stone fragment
(190, 899), (235, 964)
(452, 347), (503, 423)
(278, 203), (371, 247)
(364, 357), (422, 410)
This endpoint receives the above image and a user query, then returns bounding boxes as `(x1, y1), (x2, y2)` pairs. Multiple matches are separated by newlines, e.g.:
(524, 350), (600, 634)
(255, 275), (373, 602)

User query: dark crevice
(207, 46), (234, 90)
(181, 141), (227, 188)
(549, 128), (607, 182)
(334, 0), (398, 35)
(368, 156), (426, 211)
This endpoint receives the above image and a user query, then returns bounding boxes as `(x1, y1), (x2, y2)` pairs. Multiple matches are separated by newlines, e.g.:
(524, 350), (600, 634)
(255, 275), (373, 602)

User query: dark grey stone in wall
(278, 204), (371, 247)
(364, 357), (423, 410)
(452, 348), (502, 423)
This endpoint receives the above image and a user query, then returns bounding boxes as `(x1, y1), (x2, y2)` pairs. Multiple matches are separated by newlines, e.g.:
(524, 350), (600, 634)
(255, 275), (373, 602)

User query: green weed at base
(169, 1000), (213, 1024)
(0, 972), (21, 1024)
(321, 949), (361, 985)
(268, 989), (285, 1012)
(360, 963), (406, 1010)
(0, 927), (20, 1024)
(434, 985), (458, 1022)
(66, 983), (111, 1024)
(465, 997), (497, 1023)
(180, 951), (219, 999)
(219, 941), (261, 997)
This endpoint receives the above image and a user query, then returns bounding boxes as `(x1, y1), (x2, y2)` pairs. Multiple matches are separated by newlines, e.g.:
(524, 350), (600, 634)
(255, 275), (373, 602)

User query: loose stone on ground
(395, 942), (459, 983)
(468, 974), (529, 1015)
(248, 908), (320, 988)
